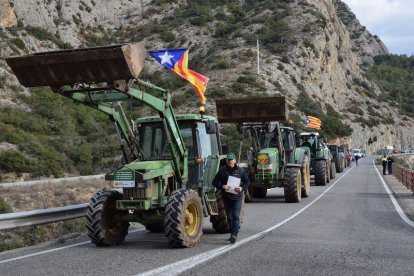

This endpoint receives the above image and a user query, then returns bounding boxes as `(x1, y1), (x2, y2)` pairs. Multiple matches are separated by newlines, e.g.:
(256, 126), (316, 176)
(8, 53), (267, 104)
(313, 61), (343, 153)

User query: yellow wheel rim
(185, 203), (199, 236)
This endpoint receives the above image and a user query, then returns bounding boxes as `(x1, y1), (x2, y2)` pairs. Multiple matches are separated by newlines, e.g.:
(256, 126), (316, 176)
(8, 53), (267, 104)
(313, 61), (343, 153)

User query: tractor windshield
(328, 145), (337, 157)
(301, 136), (317, 151)
(258, 131), (278, 149)
(139, 122), (195, 160)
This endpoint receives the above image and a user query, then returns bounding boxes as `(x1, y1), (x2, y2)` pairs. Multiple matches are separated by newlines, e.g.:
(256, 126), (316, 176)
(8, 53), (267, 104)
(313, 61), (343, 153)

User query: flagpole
(257, 36), (260, 75)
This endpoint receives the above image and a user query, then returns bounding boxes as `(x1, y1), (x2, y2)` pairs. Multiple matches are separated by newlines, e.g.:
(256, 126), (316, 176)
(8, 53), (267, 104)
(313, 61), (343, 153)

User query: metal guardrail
(394, 164), (414, 193)
(0, 204), (88, 231)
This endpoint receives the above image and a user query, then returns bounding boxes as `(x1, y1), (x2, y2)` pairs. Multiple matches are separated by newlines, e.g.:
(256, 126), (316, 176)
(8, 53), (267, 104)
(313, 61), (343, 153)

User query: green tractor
(6, 43), (230, 247)
(327, 144), (345, 173)
(216, 97), (311, 203)
(299, 132), (335, 186)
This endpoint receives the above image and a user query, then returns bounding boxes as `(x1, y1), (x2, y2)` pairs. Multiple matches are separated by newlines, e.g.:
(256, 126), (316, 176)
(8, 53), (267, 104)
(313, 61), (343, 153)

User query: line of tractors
(5, 42), (351, 248)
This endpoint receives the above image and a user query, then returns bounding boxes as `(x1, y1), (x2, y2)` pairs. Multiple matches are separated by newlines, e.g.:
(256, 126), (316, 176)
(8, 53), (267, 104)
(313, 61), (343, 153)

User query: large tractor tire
(330, 162), (336, 179)
(164, 189), (203, 248)
(210, 191), (230, 234)
(335, 160), (341, 173)
(253, 186), (267, 198)
(301, 156), (311, 198)
(314, 160), (327, 186)
(284, 167), (302, 203)
(86, 190), (129, 246)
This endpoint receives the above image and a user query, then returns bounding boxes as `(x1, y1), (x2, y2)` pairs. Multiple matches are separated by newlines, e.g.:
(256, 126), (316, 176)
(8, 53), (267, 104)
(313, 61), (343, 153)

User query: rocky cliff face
(0, 0), (412, 153)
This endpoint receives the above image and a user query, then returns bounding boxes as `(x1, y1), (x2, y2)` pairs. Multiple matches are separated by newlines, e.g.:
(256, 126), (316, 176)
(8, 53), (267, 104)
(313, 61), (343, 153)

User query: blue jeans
(223, 197), (242, 236)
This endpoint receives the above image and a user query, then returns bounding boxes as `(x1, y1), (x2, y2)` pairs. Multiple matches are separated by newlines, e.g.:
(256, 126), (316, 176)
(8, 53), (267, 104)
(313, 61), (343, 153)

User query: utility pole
(257, 36), (260, 75)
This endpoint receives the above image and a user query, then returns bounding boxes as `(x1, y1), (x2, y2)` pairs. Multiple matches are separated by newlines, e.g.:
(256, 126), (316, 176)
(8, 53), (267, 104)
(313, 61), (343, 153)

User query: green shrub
(0, 150), (31, 173)
(0, 198), (12, 214)
(9, 37), (26, 50)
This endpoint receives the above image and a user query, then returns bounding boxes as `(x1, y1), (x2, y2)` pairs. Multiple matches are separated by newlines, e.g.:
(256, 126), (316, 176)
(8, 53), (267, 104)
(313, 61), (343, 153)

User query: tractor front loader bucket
(5, 42), (146, 87)
(215, 96), (288, 123)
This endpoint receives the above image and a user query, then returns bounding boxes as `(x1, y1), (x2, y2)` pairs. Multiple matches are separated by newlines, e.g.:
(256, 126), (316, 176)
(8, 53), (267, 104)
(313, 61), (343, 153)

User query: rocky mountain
(0, 0), (413, 179)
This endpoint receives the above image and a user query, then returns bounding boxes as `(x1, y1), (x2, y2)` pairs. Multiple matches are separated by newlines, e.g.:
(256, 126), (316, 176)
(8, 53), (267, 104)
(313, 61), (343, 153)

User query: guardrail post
(411, 172), (414, 193)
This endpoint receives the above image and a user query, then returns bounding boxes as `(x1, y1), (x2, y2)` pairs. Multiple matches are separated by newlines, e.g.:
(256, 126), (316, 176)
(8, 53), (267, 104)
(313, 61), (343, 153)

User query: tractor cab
(136, 114), (221, 191)
(300, 132), (324, 158)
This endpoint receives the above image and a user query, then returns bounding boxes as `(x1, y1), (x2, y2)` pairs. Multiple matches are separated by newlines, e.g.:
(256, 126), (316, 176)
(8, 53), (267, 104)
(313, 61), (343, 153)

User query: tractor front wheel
(330, 162), (336, 179)
(86, 190), (129, 246)
(244, 188), (253, 203)
(210, 191), (230, 233)
(284, 167), (302, 203)
(164, 189), (203, 247)
(314, 160), (327, 186)
(301, 156), (311, 198)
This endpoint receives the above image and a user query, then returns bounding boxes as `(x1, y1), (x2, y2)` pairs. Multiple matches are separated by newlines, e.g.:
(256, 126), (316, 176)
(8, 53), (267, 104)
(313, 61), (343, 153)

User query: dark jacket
(213, 164), (249, 200)
(387, 156), (394, 166)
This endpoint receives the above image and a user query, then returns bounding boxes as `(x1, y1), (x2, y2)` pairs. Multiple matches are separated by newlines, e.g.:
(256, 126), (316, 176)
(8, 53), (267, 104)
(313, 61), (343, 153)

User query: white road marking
(0, 229), (145, 265)
(372, 159), (414, 228)
(0, 241), (90, 265)
(137, 165), (355, 276)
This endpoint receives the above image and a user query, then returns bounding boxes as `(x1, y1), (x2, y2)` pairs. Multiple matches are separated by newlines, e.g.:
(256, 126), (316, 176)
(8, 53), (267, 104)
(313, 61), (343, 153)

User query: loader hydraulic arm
(58, 79), (188, 184)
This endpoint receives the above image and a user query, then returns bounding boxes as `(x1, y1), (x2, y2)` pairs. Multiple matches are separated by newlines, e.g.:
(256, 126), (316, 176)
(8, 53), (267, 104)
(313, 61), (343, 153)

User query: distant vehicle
(352, 149), (363, 159)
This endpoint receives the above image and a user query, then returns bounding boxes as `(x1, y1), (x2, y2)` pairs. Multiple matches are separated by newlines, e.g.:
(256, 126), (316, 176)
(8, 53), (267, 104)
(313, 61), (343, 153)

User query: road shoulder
(378, 165), (414, 221)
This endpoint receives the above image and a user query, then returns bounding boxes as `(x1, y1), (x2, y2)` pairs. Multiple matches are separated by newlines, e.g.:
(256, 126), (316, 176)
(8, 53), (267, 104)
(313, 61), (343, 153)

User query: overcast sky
(341, 0), (414, 56)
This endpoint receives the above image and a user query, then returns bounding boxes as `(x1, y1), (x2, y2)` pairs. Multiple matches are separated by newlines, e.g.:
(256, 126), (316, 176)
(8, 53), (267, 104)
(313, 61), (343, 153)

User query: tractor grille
(123, 188), (146, 199)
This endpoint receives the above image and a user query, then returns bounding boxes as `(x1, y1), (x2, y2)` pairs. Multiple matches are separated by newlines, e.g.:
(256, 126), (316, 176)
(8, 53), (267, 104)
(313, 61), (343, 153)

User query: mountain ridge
(0, 0), (413, 179)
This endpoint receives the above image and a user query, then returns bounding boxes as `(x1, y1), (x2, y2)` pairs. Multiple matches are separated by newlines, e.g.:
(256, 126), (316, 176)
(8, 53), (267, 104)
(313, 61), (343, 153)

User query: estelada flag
(304, 116), (321, 130)
(149, 48), (209, 112)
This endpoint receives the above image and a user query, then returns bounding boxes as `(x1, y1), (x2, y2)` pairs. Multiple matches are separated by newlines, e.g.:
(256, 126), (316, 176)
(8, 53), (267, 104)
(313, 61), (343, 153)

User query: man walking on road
(382, 154), (388, 175)
(387, 154), (394, 175)
(213, 153), (249, 244)
(354, 154), (360, 166)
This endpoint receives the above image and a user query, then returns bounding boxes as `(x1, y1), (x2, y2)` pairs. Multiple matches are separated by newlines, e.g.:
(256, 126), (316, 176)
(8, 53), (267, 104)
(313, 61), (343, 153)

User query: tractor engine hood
(105, 160), (174, 184)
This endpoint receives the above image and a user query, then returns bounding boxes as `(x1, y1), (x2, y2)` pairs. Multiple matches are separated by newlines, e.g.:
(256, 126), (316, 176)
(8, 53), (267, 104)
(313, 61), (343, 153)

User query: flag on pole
(304, 116), (321, 130)
(148, 48), (209, 112)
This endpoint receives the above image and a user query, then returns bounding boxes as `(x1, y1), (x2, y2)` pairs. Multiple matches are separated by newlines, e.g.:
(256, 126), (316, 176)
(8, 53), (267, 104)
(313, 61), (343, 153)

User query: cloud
(341, 0), (414, 55)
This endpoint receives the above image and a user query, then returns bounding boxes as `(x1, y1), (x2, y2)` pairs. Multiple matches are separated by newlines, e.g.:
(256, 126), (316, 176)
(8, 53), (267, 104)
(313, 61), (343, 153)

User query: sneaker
(229, 235), (237, 244)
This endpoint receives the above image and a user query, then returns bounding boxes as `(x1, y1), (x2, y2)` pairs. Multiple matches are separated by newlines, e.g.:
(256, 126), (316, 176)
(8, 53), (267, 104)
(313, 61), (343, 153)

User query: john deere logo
(258, 154), (268, 164)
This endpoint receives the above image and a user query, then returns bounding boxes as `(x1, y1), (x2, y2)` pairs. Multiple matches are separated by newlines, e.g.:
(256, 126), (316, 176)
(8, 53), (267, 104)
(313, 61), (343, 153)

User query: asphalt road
(1, 156), (413, 275)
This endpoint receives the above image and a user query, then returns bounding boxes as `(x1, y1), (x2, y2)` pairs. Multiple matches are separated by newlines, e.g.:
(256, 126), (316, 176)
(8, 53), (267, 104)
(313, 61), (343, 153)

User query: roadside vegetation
(366, 55), (414, 118)
(0, 88), (121, 179)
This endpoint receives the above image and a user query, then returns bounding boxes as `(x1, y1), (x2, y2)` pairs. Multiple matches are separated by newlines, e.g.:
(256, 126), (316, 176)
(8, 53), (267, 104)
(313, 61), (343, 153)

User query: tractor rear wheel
(86, 190), (129, 246)
(301, 156), (310, 198)
(164, 189), (203, 247)
(210, 191), (230, 234)
(284, 167), (302, 203)
(314, 160), (327, 186)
